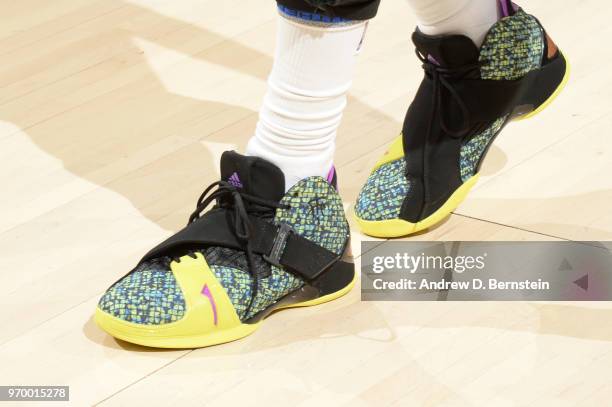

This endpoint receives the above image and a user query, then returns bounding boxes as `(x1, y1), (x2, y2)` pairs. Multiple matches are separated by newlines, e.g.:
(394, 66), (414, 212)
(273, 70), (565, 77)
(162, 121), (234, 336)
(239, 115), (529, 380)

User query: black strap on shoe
(142, 210), (341, 281)
(138, 180), (346, 315)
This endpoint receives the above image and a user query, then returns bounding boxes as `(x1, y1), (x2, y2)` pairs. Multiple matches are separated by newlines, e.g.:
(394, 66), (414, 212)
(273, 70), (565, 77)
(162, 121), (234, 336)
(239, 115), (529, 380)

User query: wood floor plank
(1, 0), (611, 406)
(458, 113), (612, 241)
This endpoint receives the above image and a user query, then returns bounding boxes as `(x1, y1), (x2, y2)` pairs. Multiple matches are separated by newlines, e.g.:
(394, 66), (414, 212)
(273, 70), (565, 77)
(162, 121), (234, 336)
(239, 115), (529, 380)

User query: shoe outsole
(356, 53), (571, 238)
(95, 263), (356, 349)
(355, 174), (480, 238)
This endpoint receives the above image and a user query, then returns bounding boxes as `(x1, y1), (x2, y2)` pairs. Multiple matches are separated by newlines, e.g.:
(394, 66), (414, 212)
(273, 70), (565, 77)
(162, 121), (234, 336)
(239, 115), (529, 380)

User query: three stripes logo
(228, 172), (243, 188)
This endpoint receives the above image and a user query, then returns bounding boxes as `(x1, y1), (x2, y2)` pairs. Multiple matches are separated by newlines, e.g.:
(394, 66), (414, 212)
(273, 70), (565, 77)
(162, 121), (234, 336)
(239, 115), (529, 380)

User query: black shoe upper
(396, 8), (566, 223)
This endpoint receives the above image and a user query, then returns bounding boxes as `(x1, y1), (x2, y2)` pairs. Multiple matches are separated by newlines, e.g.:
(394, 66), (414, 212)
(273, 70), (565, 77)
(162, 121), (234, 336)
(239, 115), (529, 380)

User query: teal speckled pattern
(460, 117), (507, 181)
(459, 9), (545, 182)
(277, 177), (349, 255)
(98, 262), (186, 325)
(210, 176), (349, 320)
(210, 259), (303, 321)
(99, 177), (350, 324)
(209, 264), (253, 319)
(479, 10), (544, 81)
(355, 9), (546, 224)
(355, 158), (410, 221)
(244, 177), (349, 319)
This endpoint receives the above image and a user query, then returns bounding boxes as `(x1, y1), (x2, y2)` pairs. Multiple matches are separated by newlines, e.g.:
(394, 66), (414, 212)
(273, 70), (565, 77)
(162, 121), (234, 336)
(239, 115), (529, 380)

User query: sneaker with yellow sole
(355, 1), (569, 238)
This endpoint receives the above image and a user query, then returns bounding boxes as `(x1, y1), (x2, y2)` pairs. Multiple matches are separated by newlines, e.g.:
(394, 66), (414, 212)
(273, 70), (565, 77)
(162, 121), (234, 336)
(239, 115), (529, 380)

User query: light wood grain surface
(1, 0), (610, 405)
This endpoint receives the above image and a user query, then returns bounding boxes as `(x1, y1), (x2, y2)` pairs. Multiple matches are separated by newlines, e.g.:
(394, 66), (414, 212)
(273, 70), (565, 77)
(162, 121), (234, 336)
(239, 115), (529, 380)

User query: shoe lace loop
(186, 180), (289, 317)
(188, 180), (287, 227)
(416, 49), (481, 138)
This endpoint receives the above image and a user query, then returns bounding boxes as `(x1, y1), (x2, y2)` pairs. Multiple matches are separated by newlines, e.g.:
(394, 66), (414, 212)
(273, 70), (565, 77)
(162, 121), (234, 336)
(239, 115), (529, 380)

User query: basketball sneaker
(96, 151), (353, 348)
(354, 1), (569, 237)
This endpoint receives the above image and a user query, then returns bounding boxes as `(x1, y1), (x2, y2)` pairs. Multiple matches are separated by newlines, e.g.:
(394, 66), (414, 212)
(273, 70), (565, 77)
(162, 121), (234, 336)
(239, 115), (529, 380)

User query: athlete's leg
(246, 9), (367, 190)
(246, 1), (380, 190)
(405, 0), (499, 46)
(95, 0), (382, 348)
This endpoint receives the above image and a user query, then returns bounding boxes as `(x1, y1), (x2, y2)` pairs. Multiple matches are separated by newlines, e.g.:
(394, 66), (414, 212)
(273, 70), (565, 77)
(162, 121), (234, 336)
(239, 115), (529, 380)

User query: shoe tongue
(220, 151), (285, 202)
(412, 31), (479, 68)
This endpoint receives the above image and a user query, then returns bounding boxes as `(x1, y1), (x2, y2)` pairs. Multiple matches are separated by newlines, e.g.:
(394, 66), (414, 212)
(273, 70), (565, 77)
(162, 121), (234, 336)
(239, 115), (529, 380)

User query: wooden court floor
(1, 0), (611, 405)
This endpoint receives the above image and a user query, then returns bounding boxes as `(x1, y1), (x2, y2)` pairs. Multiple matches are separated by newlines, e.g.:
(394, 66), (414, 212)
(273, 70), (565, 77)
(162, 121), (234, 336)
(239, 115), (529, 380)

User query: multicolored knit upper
(355, 9), (546, 221)
(354, 158), (410, 221)
(459, 9), (544, 180)
(98, 176), (349, 324)
(479, 10), (544, 81)
(98, 262), (186, 325)
(459, 116), (507, 182)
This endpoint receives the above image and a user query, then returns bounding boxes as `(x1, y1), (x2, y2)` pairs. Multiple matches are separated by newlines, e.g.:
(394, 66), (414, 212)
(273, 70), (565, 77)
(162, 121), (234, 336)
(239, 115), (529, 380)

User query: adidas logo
(228, 172), (243, 188)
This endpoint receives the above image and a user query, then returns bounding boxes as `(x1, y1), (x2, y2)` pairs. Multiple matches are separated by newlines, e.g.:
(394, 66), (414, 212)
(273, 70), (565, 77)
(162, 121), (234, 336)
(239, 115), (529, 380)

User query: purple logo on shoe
(326, 165), (338, 191)
(228, 172), (243, 188)
(201, 284), (218, 326)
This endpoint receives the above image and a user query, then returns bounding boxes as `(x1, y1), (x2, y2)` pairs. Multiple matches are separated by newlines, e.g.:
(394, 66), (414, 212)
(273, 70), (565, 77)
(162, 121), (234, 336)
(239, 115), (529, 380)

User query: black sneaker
(96, 151), (354, 348)
(355, 1), (569, 237)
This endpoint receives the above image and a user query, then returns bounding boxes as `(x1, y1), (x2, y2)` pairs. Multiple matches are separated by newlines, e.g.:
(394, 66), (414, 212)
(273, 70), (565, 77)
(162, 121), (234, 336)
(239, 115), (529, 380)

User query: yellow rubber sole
(95, 273), (356, 349)
(356, 55), (570, 239)
(356, 174), (480, 238)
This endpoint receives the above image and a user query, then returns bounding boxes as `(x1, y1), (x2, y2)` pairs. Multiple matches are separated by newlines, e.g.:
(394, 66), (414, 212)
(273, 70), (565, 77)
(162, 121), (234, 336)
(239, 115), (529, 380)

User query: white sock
(246, 12), (367, 191)
(406, 0), (500, 47)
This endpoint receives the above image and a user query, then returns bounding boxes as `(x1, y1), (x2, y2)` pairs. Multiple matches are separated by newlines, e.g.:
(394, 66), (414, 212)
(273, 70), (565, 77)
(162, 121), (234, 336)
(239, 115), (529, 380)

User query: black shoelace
(186, 180), (289, 317)
(415, 50), (481, 210)
(416, 49), (482, 139)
